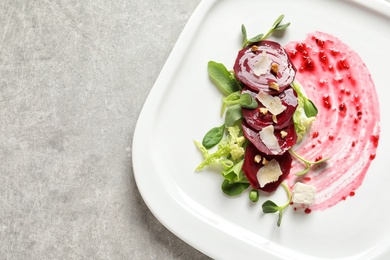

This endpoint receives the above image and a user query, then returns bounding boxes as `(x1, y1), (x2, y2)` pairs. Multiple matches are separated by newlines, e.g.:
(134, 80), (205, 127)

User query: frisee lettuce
(194, 124), (249, 196)
(291, 81), (317, 142)
(194, 125), (245, 171)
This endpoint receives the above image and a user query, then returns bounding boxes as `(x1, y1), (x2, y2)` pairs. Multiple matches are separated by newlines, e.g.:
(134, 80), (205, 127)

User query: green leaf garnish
(240, 93), (258, 109)
(262, 200), (279, 213)
(261, 182), (291, 227)
(303, 98), (318, 118)
(225, 104), (242, 127)
(241, 24), (247, 42)
(289, 149), (330, 176)
(222, 159), (245, 183)
(221, 91), (257, 115)
(208, 61), (240, 96)
(222, 179), (250, 196)
(242, 15), (290, 48)
(291, 81), (317, 142)
(202, 124), (225, 149)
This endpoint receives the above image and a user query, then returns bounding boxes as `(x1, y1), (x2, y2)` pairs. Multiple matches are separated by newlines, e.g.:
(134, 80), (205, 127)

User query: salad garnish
(194, 15), (329, 226)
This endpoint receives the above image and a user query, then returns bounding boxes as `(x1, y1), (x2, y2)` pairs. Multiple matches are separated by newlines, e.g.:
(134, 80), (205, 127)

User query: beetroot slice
(242, 120), (297, 155)
(234, 40), (296, 93)
(242, 87), (298, 131)
(242, 142), (292, 193)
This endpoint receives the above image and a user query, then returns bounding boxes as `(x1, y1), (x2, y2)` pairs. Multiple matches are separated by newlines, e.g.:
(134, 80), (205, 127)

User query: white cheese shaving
(253, 50), (272, 76)
(259, 125), (281, 154)
(256, 91), (286, 116)
(257, 159), (283, 188)
(292, 182), (317, 204)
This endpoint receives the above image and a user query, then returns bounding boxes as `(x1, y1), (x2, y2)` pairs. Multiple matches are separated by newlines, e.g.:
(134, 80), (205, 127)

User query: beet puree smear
(284, 32), (380, 211)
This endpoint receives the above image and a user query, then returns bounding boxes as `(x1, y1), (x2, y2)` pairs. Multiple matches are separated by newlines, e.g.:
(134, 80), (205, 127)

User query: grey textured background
(0, 0), (210, 259)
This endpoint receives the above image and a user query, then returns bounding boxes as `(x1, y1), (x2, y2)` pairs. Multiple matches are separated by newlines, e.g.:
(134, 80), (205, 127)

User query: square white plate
(132, 0), (390, 258)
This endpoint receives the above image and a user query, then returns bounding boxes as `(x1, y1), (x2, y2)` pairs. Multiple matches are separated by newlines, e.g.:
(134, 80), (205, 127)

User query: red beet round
(242, 87), (298, 130)
(234, 40), (296, 93)
(242, 142), (292, 192)
(242, 120), (297, 155)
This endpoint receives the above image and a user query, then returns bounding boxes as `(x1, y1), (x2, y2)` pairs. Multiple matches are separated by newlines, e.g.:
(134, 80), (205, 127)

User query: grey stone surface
(0, 0), (209, 259)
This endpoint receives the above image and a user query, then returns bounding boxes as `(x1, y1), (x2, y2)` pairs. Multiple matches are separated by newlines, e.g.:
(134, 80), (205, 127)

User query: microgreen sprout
(241, 15), (290, 48)
(289, 149), (330, 176)
(261, 182), (291, 227)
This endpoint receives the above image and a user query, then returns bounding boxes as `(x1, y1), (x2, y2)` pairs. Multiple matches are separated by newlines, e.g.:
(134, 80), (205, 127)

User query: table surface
(0, 0), (210, 259)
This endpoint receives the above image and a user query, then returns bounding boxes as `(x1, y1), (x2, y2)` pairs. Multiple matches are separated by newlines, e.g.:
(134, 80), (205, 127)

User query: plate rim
(132, 0), (390, 258)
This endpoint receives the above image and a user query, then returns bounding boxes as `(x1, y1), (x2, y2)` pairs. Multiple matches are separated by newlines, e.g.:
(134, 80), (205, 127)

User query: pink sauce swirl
(284, 32), (380, 211)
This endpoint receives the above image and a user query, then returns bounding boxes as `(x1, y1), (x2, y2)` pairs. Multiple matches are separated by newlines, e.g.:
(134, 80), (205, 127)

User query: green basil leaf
(208, 61), (240, 96)
(221, 179), (250, 196)
(303, 98), (318, 117)
(202, 124), (225, 149)
(262, 200), (280, 213)
(225, 104), (242, 127)
(240, 93), (258, 109)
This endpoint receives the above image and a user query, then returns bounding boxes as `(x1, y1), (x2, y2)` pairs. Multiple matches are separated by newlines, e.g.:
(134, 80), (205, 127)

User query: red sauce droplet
(304, 208), (312, 214)
(352, 141), (356, 147)
(323, 94), (331, 109)
(312, 131), (319, 138)
(349, 191), (355, 197)
(330, 48), (340, 56)
(303, 57), (315, 71)
(315, 155), (323, 162)
(371, 134), (379, 147)
(339, 102), (347, 116)
(314, 37), (325, 47)
(337, 57), (350, 70)
(342, 195), (347, 200)
(328, 135), (334, 141)
(303, 176), (311, 182)
(370, 153), (376, 160)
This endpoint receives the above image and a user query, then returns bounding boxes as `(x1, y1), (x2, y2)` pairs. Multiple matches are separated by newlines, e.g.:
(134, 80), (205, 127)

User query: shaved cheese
(292, 182), (316, 204)
(253, 51), (272, 76)
(259, 125), (281, 154)
(257, 159), (283, 187)
(256, 91), (286, 115)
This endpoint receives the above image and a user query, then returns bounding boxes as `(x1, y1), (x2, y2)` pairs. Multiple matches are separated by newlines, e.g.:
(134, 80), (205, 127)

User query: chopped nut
(262, 157), (269, 165)
(271, 63), (279, 75)
(259, 107), (269, 115)
(254, 154), (262, 163)
(272, 115), (278, 124)
(280, 130), (288, 138)
(269, 82), (280, 91)
(251, 45), (259, 52)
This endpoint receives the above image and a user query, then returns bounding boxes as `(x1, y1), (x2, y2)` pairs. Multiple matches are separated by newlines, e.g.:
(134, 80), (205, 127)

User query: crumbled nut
(262, 157), (269, 165)
(280, 130), (288, 138)
(271, 63), (279, 75)
(269, 82), (280, 91)
(254, 154), (262, 163)
(251, 45), (259, 52)
(259, 107), (269, 115)
(272, 115), (278, 124)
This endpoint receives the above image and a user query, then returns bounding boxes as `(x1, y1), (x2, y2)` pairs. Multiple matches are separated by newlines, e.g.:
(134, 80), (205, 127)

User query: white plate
(132, 0), (390, 259)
